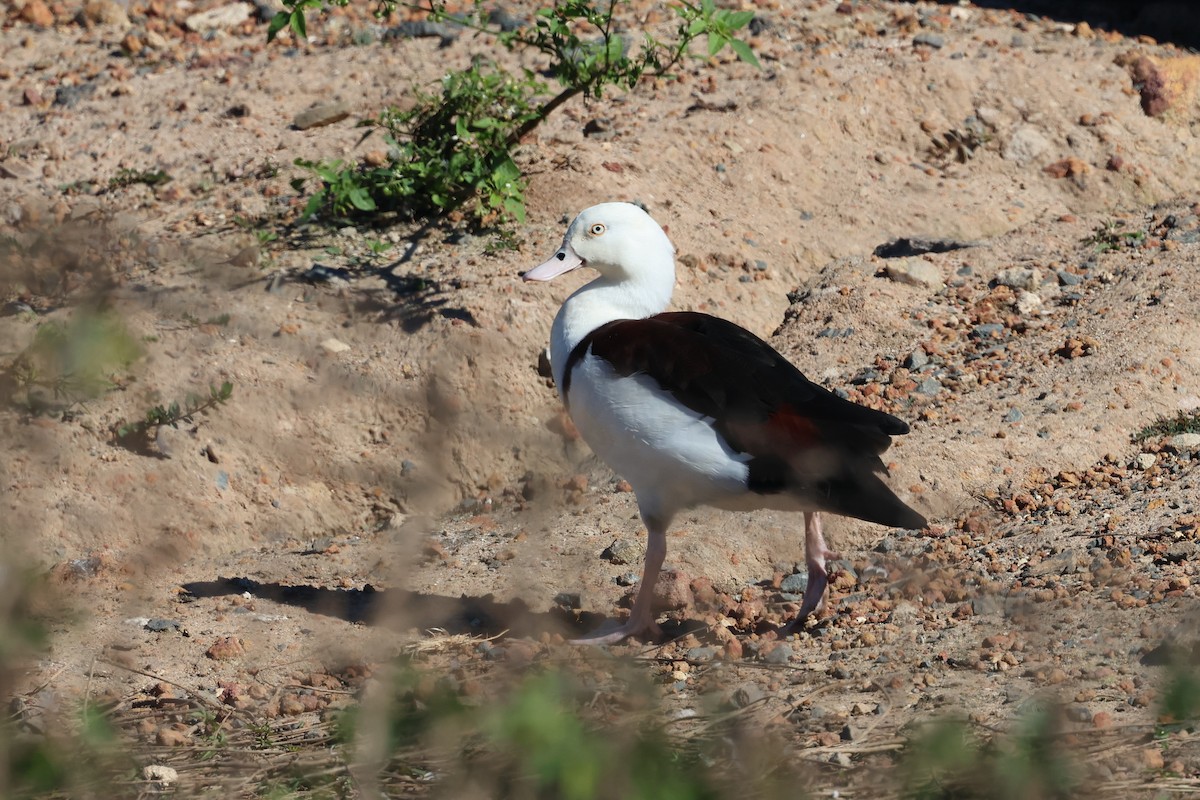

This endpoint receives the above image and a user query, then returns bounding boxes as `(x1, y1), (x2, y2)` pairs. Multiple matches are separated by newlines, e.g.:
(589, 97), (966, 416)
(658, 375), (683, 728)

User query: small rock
(319, 337), (350, 354)
(1056, 269), (1083, 286)
(1065, 705), (1093, 723)
(1044, 157), (1090, 179)
(731, 683), (765, 708)
(915, 377), (942, 396)
(652, 569), (693, 612)
(904, 350), (930, 370)
(293, 101), (351, 131)
(913, 32), (944, 48)
(18, 0), (55, 26)
(143, 765), (179, 785)
(995, 267), (1042, 291)
(602, 538), (644, 566)
(552, 592), (580, 609)
(1003, 126), (1051, 165)
(1015, 291), (1042, 315)
(971, 322), (1005, 340)
(185, 2), (252, 31)
(764, 643), (793, 665)
(1004, 408), (1024, 423)
(155, 727), (189, 747)
(206, 636), (245, 661)
(1028, 549), (1083, 577)
(780, 572), (809, 594)
(145, 619), (180, 632)
(841, 721), (868, 741)
(82, 0), (131, 27)
(1136, 453), (1157, 470)
(1167, 433), (1200, 453)
(687, 645), (718, 661)
(614, 572), (638, 586)
(884, 259), (943, 288)
(1142, 747), (1165, 770)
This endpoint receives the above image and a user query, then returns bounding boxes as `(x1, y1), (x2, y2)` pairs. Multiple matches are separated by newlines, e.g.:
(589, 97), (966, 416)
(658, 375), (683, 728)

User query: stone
(206, 636), (245, 660)
(19, 0), (55, 26)
(82, 0), (131, 27)
(1015, 290), (1043, 315)
(1136, 453), (1157, 470)
(1167, 433), (1200, 453)
(652, 569), (693, 611)
(1126, 55), (1200, 122)
(185, 3), (252, 31)
(143, 765), (179, 785)
(884, 259), (943, 288)
(602, 538), (644, 566)
(995, 267), (1042, 291)
(780, 572), (809, 594)
(319, 338), (350, 354)
(293, 101), (351, 130)
(1003, 125), (1051, 165)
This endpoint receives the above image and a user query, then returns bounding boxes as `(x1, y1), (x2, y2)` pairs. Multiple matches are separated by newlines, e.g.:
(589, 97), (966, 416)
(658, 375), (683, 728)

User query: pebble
(143, 765), (179, 785)
(653, 569), (694, 611)
(905, 350), (930, 370)
(206, 636), (245, 660)
(1136, 453), (1157, 470)
(293, 101), (352, 131)
(319, 338), (350, 354)
(185, 3), (252, 32)
(1003, 125), (1051, 165)
(1167, 433), (1200, 453)
(730, 682), (764, 708)
(83, 0), (131, 27)
(971, 322), (1005, 340)
(145, 618), (180, 632)
(1065, 705), (1093, 723)
(602, 538), (644, 565)
(764, 643), (794, 664)
(884, 259), (943, 288)
(1014, 291), (1042, 315)
(780, 572), (809, 593)
(156, 727), (189, 747)
(995, 267), (1042, 291)
(915, 377), (942, 396)
(1056, 269), (1083, 286)
(913, 33), (944, 49)
(1004, 408), (1024, 423)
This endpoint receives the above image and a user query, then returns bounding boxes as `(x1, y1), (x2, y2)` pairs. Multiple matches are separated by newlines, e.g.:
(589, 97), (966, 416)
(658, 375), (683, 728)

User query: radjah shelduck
(523, 202), (926, 644)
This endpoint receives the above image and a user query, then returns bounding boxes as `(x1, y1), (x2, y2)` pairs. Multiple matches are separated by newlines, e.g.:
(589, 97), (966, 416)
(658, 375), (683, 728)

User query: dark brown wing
(565, 311), (925, 529)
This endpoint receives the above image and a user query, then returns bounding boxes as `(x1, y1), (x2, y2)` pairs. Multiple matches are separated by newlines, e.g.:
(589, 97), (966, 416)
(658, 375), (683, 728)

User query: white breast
(567, 353), (751, 518)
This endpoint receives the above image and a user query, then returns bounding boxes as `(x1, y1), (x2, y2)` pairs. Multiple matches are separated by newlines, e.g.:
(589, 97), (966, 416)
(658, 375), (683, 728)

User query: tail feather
(817, 466), (926, 529)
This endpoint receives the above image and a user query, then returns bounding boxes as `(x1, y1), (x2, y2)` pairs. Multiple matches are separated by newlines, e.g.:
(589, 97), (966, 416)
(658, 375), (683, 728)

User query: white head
(522, 202), (676, 285)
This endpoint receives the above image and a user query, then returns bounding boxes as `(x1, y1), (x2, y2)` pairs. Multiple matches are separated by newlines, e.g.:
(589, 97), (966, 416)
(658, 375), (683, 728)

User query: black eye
(589, 223), (606, 235)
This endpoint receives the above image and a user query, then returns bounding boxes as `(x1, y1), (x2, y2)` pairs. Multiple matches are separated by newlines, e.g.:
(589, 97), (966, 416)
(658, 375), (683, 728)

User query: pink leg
(572, 514), (667, 645)
(781, 512), (839, 633)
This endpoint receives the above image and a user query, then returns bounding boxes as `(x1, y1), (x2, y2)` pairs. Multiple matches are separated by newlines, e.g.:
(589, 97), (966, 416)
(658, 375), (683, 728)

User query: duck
(523, 202), (926, 644)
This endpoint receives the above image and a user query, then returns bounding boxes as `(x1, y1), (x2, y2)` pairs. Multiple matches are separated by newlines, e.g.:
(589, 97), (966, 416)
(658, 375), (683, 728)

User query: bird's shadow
(181, 577), (599, 640)
(180, 577), (716, 645)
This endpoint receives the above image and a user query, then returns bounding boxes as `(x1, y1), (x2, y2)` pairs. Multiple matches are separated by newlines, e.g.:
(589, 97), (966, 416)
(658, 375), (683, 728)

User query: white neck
(549, 268), (675, 393)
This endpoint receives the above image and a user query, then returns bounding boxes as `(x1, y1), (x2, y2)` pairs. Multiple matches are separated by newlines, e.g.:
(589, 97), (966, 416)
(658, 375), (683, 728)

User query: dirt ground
(2, 0), (1200, 795)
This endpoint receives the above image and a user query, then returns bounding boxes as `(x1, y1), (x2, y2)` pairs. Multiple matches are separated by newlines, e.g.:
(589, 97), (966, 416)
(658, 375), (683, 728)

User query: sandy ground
(2, 0), (1200, 795)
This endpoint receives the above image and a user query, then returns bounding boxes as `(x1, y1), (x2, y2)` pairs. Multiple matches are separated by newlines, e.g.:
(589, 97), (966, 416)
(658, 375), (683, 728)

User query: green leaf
(266, 10), (290, 41)
(722, 10), (756, 30)
(707, 32), (727, 57)
(289, 8), (307, 40)
(729, 38), (761, 69)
